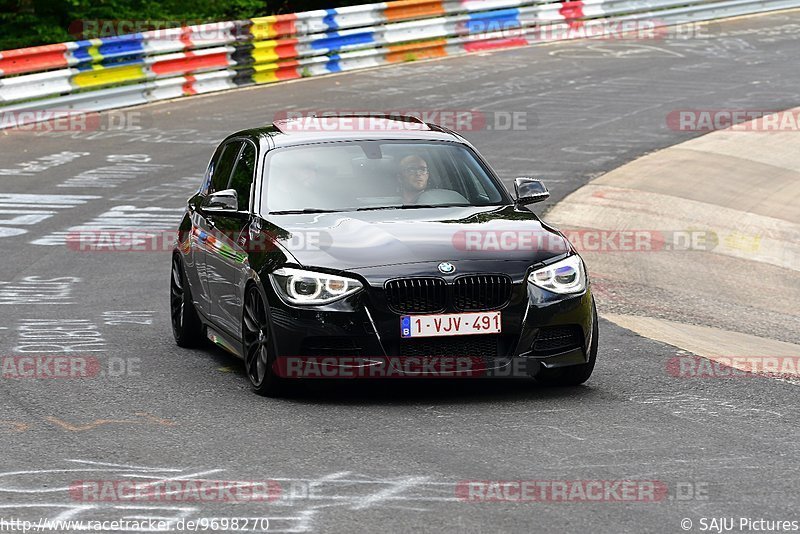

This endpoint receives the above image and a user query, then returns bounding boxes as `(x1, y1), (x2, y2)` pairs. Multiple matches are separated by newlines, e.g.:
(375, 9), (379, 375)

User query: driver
(398, 155), (430, 204)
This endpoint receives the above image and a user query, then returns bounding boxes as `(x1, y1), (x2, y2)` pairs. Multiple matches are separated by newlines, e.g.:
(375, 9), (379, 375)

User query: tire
(170, 254), (203, 347)
(242, 285), (286, 397)
(534, 300), (599, 386)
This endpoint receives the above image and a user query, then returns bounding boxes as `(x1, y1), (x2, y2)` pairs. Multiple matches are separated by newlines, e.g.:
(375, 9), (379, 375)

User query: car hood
(266, 205), (571, 272)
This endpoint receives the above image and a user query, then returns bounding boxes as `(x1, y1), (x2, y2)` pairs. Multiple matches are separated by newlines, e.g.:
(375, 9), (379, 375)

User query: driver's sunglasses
(403, 166), (429, 175)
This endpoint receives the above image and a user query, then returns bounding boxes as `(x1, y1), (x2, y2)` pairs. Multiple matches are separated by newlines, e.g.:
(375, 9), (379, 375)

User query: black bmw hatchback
(170, 115), (598, 396)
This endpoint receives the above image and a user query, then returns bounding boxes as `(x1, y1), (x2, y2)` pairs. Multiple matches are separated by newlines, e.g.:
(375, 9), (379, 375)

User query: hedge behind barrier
(0, 0), (370, 50)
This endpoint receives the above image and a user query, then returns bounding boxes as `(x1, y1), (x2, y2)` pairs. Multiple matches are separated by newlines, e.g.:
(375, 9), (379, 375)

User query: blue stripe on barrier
(326, 54), (342, 73)
(310, 31), (375, 51)
(468, 8), (521, 21)
(99, 35), (145, 60)
(323, 9), (340, 31)
(72, 41), (96, 63)
(466, 8), (521, 33)
(72, 34), (146, 64)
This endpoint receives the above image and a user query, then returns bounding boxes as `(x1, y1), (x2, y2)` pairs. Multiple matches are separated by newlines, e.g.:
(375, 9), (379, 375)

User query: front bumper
(265, 263), (594, 379)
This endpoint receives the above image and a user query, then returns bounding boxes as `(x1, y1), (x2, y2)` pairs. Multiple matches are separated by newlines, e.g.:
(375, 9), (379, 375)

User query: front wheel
(534, 301), (598, 386)
(242, 285), (286, 397)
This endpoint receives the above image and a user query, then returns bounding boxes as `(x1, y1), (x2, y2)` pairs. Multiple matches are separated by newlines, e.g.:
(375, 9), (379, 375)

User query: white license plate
(401, 311), (501, 338)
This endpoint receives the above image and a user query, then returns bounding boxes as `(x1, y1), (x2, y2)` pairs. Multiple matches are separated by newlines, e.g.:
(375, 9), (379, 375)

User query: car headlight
(527, 255), (586, 294)
(270, 267), (363, 305)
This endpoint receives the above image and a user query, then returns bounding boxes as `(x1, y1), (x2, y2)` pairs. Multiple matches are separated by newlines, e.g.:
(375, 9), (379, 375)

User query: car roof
(225, 115), (468, 148)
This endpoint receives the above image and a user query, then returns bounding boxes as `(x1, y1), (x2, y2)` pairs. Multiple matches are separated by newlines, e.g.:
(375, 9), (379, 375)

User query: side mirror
(514, 177), (550, 206)
(206, 189), (239, 212)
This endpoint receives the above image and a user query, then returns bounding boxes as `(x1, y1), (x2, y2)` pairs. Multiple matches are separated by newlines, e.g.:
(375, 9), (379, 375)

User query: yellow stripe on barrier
(252, 61), (280, 84)
(86, 39), (104, 63)
(250, 16), (278, 40)
(72, 64), (147, 88)
(251, 40), (280, 65)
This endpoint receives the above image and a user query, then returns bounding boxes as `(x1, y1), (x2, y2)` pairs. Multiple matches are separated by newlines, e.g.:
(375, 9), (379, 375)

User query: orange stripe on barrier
(384, 0), (445, 22)
(386, 39), (447, 63)
(0, 44), (69, 76)
(151, 52), (230, 76)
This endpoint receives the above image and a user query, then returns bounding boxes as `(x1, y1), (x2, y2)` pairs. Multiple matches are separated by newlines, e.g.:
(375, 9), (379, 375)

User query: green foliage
(0, 0), (376, 50)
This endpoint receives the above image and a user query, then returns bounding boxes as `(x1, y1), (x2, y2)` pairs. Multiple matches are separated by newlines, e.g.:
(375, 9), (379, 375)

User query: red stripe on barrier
(275, 60), (301, 80)
(151, 51), (230, 75)
(276, 39), (299, 60)
(0, 44), (70, 76)
(559, 1), (585, 28)
(179, 27), (194, 49)
(272, 14), (298, 38)
(463, 37), (529, 53)
(182, 75), (197, 95)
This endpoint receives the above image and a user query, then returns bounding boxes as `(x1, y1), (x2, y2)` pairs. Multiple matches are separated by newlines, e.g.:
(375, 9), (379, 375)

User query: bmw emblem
(438, 262), (456, 274)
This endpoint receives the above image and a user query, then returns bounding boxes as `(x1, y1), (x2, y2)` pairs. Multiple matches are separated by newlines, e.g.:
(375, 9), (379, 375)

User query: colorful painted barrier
(1, 0), (798, 127)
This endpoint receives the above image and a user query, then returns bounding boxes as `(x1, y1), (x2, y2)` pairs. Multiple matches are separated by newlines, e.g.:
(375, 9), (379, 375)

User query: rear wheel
(242, 285), (285, 397)
(534, 301), (599, 386)
(170, 254), (202, 347)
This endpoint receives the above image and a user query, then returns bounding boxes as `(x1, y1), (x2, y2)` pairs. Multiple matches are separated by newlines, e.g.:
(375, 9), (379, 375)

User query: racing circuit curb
(546, 107), (800, 377)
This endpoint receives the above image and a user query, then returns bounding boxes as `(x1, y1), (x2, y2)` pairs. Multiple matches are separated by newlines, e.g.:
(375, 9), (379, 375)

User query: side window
(229, 142), (256, 210)
(201, 144), (226, 194)
(209, 141), (242, 196)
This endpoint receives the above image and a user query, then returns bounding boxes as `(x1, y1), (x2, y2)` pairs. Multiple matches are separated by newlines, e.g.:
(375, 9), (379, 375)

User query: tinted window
(229, 142), (256, 209)
(201, 144), (226, 194)
(263, 141), (506, 214)
(209, 141), (242, 195)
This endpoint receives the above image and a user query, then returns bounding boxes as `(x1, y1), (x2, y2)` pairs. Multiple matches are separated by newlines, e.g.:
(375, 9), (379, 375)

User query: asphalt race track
(1, 11), (799, 533)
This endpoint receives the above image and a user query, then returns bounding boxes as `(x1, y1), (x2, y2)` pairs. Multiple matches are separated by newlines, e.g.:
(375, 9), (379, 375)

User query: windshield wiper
(356, 203), (472, 212)
(273, 204), (474, 215)
(398, 203), (472, 209)
(269, 208), (344, 215)
(355, 206), (402, 212)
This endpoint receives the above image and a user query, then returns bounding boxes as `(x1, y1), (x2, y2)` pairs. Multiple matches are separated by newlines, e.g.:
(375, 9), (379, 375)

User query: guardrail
(1, 0), (798, 128)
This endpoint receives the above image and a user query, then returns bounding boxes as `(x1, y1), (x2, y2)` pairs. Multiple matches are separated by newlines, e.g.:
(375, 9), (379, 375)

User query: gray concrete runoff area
(0, 8), (798, 534)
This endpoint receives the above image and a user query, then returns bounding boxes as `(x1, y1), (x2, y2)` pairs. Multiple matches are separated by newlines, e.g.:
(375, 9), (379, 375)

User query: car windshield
(262, 141), (507, 214)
